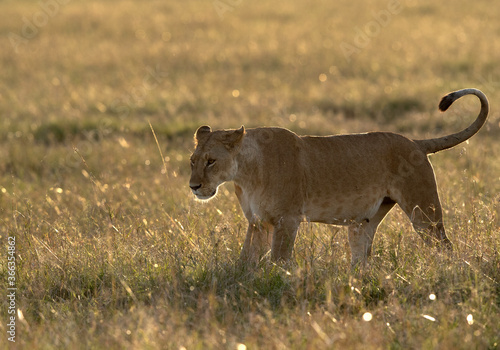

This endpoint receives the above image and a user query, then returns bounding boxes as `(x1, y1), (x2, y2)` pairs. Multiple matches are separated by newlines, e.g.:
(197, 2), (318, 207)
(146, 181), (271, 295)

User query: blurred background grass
(0, 0), (499, 348)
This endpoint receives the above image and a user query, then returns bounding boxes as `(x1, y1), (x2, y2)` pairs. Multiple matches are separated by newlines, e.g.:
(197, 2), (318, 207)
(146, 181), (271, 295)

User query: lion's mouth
(193, 190), (217, 201)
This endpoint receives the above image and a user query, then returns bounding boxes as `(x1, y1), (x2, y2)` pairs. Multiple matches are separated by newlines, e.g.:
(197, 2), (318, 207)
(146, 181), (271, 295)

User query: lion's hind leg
(392, 167), (453, 250)
(348, 198), (396, 265)
(407, 204), (452, 249)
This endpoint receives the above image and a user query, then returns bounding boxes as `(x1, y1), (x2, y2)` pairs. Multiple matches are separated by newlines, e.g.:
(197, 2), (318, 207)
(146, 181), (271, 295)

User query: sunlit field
(0, 0), (499, 348)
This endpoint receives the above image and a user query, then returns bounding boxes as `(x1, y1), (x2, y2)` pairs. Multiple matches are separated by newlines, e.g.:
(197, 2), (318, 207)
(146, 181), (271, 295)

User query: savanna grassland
(0, 0), (499, 348)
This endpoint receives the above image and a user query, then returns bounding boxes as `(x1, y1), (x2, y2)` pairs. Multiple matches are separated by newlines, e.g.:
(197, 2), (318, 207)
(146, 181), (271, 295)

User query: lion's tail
(416, 88), (489, 154)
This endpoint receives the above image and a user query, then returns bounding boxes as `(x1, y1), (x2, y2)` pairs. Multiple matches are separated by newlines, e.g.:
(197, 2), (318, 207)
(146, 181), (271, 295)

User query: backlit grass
(0, 0), (499, 348)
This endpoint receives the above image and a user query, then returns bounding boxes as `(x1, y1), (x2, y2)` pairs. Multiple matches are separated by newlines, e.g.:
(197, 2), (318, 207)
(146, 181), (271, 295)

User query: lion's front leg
(239, 220), (273, 264)
(271, 217), (300, 262)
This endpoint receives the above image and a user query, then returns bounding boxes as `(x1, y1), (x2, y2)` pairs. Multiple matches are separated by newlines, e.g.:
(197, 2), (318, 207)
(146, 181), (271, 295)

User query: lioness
(189, 88), (489, 265)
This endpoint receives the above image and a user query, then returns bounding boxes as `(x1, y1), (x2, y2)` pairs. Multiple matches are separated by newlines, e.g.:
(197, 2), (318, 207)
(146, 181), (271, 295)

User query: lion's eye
(207, 159), (216, 167)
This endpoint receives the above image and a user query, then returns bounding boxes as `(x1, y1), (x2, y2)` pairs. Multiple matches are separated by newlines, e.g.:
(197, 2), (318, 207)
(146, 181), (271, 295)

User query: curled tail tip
(438, 93), (456, 112)
(439, 88), (488, 112)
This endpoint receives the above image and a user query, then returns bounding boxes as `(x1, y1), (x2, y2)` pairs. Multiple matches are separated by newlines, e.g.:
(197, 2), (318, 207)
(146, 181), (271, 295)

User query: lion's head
(189, 125), (245, 201)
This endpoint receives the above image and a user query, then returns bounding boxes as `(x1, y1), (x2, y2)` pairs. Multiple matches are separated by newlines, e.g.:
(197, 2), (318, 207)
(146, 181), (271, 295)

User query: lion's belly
(302, 195), (384, 225)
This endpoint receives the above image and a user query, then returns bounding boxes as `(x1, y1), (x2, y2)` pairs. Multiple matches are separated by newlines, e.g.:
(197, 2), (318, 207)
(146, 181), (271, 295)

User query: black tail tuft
(419, 88), (489, 154)
(438, 93), (456, 112)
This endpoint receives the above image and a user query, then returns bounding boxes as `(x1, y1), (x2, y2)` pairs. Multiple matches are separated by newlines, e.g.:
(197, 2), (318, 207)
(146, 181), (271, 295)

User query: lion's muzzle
(189, 182), (217, 200)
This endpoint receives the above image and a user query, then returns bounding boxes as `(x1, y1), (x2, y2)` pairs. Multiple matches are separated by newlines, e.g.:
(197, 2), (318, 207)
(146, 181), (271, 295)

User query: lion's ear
(222, 126), (245, 150)
(194, 125), (211, 145)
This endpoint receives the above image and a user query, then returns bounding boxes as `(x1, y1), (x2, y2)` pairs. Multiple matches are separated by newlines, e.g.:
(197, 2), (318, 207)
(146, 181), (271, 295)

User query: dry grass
(0, 0), (499, 349)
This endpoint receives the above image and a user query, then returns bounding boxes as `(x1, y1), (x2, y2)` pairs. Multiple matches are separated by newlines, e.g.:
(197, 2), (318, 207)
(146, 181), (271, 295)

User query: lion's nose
(190, 183), (202, 191)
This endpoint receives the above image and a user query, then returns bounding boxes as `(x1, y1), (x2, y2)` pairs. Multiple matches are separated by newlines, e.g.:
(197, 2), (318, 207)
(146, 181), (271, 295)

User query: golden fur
(189, 89), (489, 264)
